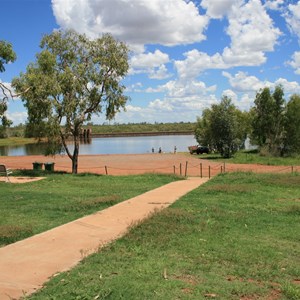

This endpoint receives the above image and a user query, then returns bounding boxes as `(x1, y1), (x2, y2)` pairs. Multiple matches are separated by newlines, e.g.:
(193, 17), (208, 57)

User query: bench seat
(0, 164), (12, 182)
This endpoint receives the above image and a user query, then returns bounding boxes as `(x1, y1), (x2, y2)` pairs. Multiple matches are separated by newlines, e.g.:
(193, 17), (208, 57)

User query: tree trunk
(72, 138), (79, 174)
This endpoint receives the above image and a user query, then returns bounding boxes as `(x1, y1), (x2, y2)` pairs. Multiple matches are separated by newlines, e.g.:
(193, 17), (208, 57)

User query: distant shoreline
(91, 131), (194, 138)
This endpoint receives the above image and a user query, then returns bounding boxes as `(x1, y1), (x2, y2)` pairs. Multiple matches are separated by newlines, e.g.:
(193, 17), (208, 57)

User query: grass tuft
(282, 282), (300, 300)
(0, 224), (33, 244)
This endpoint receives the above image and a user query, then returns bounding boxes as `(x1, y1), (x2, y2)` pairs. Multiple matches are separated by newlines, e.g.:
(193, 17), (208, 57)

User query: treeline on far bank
(5, 122), (196, 138)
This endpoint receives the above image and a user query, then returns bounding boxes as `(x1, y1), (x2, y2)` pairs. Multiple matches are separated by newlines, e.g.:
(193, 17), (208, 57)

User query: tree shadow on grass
(13, 169), (68, 177)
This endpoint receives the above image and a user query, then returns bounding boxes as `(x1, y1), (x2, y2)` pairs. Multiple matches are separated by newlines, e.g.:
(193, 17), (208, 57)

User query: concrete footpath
(0, 177), (209, 299)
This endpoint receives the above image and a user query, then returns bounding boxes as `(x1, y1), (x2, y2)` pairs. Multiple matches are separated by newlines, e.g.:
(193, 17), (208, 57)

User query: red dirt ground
(0, 153), (298, 177)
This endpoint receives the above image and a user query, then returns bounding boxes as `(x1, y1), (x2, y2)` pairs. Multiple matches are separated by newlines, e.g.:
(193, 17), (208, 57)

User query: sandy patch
(0, 177), (45, 184)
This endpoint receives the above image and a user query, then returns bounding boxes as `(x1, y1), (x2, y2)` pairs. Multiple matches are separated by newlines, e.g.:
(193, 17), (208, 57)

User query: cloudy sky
(1, 0), (300, 125)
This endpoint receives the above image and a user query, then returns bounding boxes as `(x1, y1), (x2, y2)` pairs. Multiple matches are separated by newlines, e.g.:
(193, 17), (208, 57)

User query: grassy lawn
(0, 137), (37, 147)
(85, 122), (196, 134)
(28, 172), (300, 300)
(0, 173), (180, 246)
(197, 150), (300, 166)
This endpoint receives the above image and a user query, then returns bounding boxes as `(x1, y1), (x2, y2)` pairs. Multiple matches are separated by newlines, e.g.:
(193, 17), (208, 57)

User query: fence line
(53, 161), (300, 177)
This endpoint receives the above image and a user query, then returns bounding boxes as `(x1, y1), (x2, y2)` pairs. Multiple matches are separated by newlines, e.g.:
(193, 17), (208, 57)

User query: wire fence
(55, 161), (300, 177)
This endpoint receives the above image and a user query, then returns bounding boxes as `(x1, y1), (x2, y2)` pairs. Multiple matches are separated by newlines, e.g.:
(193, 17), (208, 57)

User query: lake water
(0, 135), (197, 156)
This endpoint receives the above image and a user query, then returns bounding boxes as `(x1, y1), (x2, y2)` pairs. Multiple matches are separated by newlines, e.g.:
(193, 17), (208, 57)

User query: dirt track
(0, 153), (298, 177)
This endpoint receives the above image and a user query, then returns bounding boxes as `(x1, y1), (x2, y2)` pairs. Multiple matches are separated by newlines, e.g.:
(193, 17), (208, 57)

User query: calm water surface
(0, 135), (196, 156)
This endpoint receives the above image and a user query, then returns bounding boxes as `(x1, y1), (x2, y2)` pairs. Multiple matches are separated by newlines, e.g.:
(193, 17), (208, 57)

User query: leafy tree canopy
(251, 85), (285, 155)
(0, 40), (16, 137)
(195, 96), (247, 158)
(284, 94), (300, 154)
(0, 40), (16, 73)
(13, 30), (129, 173)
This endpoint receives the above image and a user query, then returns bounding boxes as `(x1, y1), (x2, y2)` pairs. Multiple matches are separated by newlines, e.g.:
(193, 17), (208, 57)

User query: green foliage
(203, 149), (300, 166)
(85, 122), (196, 134)
(12, 30), (129, 173)
(196, 85), (300, 159)
(195, 96), (247, 158)
(28, 173), (300, 299)
(0, 40), (16, 135)
(284, 94), (300, 154)
(0, 40), (16, 72)
(251, 85), (286, 156)
(0, 137), (36, 147)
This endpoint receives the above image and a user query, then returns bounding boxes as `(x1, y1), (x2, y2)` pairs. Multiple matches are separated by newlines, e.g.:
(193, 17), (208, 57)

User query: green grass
(4, 122), (196, 139)
(198, 150), (300, 166)
(0, 137), (36, 147)
(0, 172), (180, 246)
(27, 172), (300, 299)
(82, 122), (196, 134)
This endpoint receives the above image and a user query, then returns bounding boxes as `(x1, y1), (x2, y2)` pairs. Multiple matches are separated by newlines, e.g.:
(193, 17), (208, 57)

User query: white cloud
(222, 89), (238, 101)
(287, 51), (300, 74)
(149, 65), (172, 80)
(175, 50), (224, 80)
(144, 79), (216, 98)
(125, 82), (143, 93)
(264, 0), (285, 11)
(6, 111), (28, 125)
(129, 50), (172, 79)
(115, 77), (219, 123)
(174, 0), (281, 79)
(125, 105), (142, 113)
(285, 1), (300, 40)
(201, 0), (239, 19)
(222, 89), (254, 111)
(130, 50), (169, 68)
(274, 77), (300, 94)
(223, 70), (300, 98)
(148, 99), (173, 112)
(222, 71), (264, 92)
(52, 0), (209, 51)
(224, 0), (281, 64)
(240, 93), (255, 110)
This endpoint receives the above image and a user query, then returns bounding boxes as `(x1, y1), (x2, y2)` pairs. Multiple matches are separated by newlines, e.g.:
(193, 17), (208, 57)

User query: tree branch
(0, 82), (30, 102)
(60, 129), (73, 160)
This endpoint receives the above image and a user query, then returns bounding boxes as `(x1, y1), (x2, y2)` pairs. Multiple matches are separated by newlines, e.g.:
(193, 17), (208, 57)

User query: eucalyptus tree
(251, 85), (285, 155)
(284, 94), (300, 154)
(195, 96), (245, 158)
(0, 40), (16, 136)
(13, 30), (129, 173)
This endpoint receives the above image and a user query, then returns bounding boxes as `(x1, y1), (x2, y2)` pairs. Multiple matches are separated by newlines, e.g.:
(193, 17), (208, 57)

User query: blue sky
(1, 0), (300, 125)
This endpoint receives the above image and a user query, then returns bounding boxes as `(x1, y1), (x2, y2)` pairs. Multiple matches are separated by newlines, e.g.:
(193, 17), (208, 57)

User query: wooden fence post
(105, 166), (108, 175)
(185, 161), (188, 177)
(209, 166), (211, 179)
(200, 163), (202, 178)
